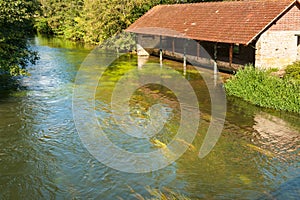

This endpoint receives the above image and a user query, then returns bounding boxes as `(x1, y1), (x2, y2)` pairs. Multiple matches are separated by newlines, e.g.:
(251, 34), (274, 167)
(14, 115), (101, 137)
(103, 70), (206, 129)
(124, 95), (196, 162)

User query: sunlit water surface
(0, 37), (299, 199)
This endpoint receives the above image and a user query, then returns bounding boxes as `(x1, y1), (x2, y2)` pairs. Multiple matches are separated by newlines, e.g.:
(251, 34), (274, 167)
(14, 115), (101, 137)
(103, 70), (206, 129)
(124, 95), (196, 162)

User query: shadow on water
(0, 76), (28, 100)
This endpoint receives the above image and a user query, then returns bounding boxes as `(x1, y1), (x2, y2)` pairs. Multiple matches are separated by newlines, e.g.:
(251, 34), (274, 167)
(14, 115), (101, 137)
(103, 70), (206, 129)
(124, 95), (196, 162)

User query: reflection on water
(0, 36), (299, 199)
(254, 112), (299, 158)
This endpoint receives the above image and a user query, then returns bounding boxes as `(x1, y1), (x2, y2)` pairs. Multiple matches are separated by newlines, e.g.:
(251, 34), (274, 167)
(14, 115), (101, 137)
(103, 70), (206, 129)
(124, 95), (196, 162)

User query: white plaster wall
(255, 31), (300, 69)
(298, 39), (300, 60)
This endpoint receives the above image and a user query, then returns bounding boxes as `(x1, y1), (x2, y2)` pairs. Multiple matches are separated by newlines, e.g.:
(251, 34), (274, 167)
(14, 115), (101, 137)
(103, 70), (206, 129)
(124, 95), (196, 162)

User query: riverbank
(225, 63), (300, 114)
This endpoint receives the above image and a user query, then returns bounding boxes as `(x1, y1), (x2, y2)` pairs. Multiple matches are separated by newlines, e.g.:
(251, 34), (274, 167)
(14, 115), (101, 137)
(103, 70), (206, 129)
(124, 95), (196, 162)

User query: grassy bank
(224, 63), (300, 113)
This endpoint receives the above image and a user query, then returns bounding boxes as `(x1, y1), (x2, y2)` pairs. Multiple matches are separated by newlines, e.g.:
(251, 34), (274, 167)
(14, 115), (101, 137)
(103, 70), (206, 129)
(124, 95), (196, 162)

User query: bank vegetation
(35, 0), (225, 45)
(225, 63), (300, 113)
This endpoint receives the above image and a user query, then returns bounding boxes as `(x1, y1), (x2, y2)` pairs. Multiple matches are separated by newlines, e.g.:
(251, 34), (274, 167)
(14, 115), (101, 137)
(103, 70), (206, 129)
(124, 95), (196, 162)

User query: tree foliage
(0, 0), (39, 76)
(35, 0), (83, 39)
(36, 0), (224, 45)
(0, 0), (226, 77)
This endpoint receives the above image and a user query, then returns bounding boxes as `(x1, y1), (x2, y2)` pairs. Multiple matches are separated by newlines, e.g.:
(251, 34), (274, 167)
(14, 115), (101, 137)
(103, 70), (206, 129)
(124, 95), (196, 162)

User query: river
(0, 36), (299, 199)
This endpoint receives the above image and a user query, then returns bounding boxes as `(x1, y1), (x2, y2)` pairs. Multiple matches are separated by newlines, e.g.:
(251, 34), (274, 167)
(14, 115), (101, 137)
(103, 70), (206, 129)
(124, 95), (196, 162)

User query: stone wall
(298, 36), (300, 60)
(255, 31), (299, 69)
(255, 4), (300, 69)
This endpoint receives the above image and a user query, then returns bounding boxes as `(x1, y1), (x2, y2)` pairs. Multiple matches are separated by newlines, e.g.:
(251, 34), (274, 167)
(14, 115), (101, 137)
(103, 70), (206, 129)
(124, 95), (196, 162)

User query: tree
(0, 0), (39, 76)
(37, 0), (84, 41)
(36, 0), (226, 45)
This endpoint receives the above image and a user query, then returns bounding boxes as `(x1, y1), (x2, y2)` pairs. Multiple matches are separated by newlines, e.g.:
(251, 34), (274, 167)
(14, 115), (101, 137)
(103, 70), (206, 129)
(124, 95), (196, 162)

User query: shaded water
(0, 37), (299, 199)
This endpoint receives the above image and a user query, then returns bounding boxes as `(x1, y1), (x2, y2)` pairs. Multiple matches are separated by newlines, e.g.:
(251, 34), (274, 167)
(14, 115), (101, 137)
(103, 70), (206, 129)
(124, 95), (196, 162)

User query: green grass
(225, 65), (300, 113)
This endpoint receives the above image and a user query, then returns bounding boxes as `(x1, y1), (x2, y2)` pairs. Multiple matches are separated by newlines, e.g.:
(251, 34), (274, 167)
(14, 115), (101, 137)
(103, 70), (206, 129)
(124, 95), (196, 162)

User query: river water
(0, 37), (299, 199)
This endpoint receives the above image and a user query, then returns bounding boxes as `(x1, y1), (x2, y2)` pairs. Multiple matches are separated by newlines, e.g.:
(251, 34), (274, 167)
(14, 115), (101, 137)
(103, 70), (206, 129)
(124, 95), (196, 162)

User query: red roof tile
(126, 0), (298, 45)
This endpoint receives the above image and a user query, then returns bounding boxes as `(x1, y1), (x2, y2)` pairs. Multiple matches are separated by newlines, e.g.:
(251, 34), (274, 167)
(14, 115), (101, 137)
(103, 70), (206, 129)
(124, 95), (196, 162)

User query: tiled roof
(126, 0), (298, 45)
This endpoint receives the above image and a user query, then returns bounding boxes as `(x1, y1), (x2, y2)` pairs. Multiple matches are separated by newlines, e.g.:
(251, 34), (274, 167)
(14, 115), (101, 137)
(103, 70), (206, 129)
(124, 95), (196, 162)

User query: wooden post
(213, 43), (218, 86)
(214, 43), (217, 75)
(135, 33), (138, 45)
(229, 43), (233, 68)
(183, 40), (187, 66)
(172, 38), (175, 54)
(197, 42), (200, 59)
(183, 39), (187, 76)
(160, 35), (163, 62)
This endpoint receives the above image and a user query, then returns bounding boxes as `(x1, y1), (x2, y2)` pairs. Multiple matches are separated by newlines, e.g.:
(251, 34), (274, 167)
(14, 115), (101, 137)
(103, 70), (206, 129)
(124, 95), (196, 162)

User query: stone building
(126, 0), (300, 70)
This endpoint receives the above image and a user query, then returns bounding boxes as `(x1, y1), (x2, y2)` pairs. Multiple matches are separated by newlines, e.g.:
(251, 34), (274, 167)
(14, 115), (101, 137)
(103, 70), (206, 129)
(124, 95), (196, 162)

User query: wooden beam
(229, 43), (233, 68)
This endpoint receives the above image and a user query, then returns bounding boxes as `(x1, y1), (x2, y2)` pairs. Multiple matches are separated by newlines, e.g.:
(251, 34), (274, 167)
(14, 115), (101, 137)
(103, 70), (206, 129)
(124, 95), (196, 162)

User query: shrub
(285, 61), (300, 80)
(34, 17), (53, 35)
(225, 66), (300, 113)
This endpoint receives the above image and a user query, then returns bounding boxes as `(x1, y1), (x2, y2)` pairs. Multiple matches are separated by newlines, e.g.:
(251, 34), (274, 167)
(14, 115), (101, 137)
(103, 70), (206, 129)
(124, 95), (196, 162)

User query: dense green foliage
(0, 0), (39, 76)
(36, 0), (172, 44)
(36, 0), (225, 45)
(285, 61), (300, 80)
(36, 0), (84, 40)
(0, 0), (226, 80)
(225, 66), (300, 113)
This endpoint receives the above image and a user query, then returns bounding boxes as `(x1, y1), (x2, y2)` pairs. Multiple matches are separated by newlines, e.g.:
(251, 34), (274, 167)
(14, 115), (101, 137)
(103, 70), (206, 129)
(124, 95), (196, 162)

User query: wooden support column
(172, 38), (175, 54)
(214, 43), (218, 75)
(213, 43), (218, 86)
(197, 42), (200, 59)
(183, 39), (187, 76)
(135, 33), (139, 44)
(229, 43), (233, 68)
(160, 35), (163, 62)
(183, 46), (187, 67)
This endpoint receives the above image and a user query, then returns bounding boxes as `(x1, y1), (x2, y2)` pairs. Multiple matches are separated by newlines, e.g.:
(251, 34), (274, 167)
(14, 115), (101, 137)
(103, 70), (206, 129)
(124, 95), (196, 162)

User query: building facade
(255, 3), (300, 68)
(127, 0), (300, 70)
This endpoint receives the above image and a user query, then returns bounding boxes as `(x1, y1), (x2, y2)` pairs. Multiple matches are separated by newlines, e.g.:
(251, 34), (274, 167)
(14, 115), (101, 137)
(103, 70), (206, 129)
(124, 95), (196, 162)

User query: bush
(225, 66), (300, 113)
(285, 61), (300, 80)
(34, 17), (53, 35)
